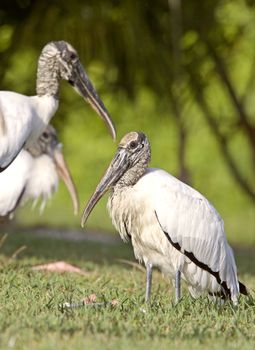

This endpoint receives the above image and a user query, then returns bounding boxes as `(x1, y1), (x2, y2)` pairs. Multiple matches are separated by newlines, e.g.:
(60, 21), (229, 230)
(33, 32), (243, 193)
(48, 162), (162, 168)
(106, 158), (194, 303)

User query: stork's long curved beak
(81, 148), (128, 227)
(53, 147), (79, 215)
(70, 63), (116, 140)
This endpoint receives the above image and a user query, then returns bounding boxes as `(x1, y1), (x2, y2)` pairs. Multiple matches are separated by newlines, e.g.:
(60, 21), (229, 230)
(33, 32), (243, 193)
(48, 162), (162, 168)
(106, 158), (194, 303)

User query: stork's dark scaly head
(38, 41), (116, 140)
(27, 125), (79, 215)
(27, 125), (58, 158)
(118, 131), (150, 166)
(81, 131), (151, 227)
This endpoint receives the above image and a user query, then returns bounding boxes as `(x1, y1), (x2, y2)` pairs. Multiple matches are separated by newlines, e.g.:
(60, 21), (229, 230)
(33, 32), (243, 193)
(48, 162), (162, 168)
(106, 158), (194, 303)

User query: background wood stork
(81, 131), (248, 304)
(0, 125), (78, 220)
(0, 40), (116, 172)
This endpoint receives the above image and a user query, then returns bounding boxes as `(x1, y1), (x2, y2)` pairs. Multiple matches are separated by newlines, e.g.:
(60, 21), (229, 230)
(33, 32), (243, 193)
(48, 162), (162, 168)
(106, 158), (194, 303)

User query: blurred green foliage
(0, 0), (254, 244)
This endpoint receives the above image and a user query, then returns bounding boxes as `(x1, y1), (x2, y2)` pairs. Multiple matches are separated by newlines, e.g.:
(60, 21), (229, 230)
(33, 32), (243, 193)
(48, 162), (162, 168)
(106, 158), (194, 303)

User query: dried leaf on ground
(81, 293), (97, 304)
(32, 261), (87, 275)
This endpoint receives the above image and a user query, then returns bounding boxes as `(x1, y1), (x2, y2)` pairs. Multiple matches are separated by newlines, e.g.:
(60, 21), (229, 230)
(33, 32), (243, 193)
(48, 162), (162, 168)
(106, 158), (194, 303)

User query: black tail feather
(239, 281), (248, 295)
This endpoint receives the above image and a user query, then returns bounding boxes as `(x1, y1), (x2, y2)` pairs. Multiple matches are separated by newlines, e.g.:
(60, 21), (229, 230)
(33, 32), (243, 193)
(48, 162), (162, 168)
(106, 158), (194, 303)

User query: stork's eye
(42, 132), (49, 139)
(70, 52), (77, 60)
(130, 141), (138, 149)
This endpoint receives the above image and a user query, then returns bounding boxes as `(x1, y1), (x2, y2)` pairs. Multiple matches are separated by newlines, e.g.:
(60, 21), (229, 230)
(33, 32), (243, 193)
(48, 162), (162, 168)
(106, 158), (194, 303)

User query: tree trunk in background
(187, 66), (255, 203)
(168, 0), (191, 184)
(205, 40), (255, 167)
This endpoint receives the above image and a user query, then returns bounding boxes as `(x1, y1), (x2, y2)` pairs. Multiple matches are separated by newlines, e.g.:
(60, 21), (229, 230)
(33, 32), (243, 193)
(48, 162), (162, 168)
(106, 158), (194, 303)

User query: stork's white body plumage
(108, 168), (239, 302)
(0, 92), (58, 169)
(0, 149), (58, 217)
(0, 150), (33, 216)
(82, 131), (247, 304)
(0, 125), (78, 219)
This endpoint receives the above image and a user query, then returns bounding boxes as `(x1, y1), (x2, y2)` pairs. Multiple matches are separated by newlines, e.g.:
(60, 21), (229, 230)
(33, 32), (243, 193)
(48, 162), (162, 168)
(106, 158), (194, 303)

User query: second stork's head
(27, 125), (79, 215)
(81, 131), (151, 227)
(37, 40), (116, 140)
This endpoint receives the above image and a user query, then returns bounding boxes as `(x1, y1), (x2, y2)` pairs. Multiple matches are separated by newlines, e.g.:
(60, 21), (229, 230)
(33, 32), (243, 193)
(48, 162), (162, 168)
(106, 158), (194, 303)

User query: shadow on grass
(0, 228), (134, 266)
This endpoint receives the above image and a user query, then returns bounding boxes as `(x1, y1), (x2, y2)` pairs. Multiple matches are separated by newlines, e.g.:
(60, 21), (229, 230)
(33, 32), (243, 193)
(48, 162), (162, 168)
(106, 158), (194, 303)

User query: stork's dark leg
(175, 270), (181, 304)
(145, 262), (153, 302)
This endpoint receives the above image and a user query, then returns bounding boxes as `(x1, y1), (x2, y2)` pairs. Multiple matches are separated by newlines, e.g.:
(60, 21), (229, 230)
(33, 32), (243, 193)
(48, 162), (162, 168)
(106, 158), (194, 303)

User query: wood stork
(81, 131), (248, 304)
(0, 125), (78, 220)
(0, 40), (116, 172)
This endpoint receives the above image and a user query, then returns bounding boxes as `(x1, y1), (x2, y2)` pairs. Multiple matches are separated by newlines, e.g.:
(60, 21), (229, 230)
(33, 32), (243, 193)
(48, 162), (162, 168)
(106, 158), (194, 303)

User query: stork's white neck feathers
(25, 95), (59, 148)
(23, 154), (58, 209)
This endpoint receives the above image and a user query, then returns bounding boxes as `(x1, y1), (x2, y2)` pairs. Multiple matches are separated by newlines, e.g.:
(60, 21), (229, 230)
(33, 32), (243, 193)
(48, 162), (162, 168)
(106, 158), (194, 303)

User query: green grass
(0, 231), (254, 350)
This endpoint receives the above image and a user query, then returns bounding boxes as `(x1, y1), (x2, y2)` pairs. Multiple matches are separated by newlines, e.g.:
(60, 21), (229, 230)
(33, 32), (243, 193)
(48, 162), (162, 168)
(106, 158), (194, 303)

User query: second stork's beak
(53, 146), (79, 215)
(71, 63), (116, 140)
(81, 147), (128, 227)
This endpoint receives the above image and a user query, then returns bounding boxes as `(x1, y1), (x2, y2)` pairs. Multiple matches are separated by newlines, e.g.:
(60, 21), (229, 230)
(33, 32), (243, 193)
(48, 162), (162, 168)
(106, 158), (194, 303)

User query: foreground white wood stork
(81, 131), (248, 304)
(0, 41), (116, 172)
(0, 125), (78, 220)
